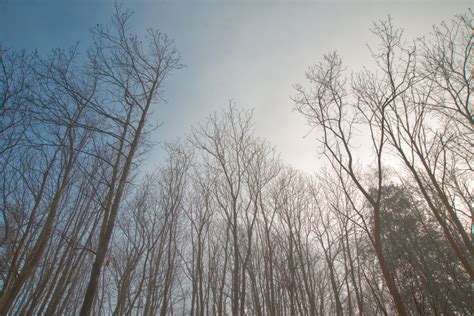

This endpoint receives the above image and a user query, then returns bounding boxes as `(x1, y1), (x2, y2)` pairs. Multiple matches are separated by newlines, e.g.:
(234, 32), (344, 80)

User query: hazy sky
(0, 0), (470, 173)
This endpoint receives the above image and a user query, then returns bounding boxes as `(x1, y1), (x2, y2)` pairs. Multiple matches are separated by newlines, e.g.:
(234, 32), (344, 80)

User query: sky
(0, 0), (470, 173)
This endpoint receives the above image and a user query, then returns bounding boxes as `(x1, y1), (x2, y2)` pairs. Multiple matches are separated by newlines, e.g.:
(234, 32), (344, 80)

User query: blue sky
(0, 0), (470, 172)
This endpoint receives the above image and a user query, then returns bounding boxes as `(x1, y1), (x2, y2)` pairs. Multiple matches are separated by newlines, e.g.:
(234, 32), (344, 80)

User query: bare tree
(191, 104), (279, 316)
(293, 23), (410, 316)
(78, 5), (181, 315)
(0, 45), (98, 314)
(294, 13), (472, 315)
(1, 6), (470, 315)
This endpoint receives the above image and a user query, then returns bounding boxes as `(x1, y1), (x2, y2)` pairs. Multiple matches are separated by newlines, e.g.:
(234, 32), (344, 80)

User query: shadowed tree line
(0, 5), (471, 316)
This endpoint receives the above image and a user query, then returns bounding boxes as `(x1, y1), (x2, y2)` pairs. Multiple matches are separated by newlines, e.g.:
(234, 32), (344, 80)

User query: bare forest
(0, 4), (472, 316)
